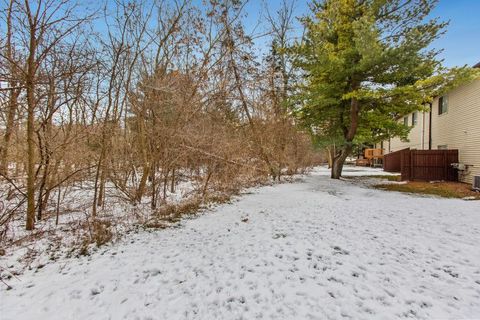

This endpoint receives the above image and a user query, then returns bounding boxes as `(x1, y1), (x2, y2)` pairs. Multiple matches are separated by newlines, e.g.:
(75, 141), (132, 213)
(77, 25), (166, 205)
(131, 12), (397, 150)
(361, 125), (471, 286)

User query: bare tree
(0, 0), (22, 175)
(1, 0), (94, 229)
(0, 0), (320, 246)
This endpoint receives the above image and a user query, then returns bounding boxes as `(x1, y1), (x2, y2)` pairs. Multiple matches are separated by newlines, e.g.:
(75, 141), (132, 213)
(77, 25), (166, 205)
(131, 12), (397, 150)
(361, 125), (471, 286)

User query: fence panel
(394, 149), (458, 181)
(383, 148), (409, 172)
(401, 149), (411, 181)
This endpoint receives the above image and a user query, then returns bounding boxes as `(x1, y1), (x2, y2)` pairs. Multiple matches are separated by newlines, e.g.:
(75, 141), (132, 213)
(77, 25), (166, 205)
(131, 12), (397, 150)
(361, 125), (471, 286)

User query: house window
(412, 112), (418, 126)
(437, 145), (448, 150)
(403, 116), (408, 126)
(438, 95), (448, 115)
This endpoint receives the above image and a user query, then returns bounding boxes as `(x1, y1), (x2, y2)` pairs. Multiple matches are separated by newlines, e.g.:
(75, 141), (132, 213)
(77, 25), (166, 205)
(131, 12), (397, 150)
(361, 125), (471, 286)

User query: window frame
(412, 112), (418, 126)
(438, 95), (448, 115)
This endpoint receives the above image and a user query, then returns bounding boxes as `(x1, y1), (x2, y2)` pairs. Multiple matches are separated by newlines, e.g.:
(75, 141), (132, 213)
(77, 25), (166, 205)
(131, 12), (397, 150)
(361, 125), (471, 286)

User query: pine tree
(291, 0), (476, 179)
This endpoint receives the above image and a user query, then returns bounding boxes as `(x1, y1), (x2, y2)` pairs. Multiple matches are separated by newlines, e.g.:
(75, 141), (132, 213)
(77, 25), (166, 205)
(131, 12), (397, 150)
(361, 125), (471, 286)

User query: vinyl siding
(387, 112), (429, 152)
(431, 79), (480, 183)
(382, 78), (480, 184)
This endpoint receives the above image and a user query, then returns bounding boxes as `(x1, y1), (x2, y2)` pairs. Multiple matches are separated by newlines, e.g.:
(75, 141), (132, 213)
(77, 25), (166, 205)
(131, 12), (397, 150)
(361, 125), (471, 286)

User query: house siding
(431, 79), (480, 183)
(382, 78), (480, 184)
(387, 111), (429, 152)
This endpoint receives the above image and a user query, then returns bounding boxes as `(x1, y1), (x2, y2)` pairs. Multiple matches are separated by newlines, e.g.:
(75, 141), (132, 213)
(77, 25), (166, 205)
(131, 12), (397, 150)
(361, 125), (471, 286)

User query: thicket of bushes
(0, 0), (322, 253)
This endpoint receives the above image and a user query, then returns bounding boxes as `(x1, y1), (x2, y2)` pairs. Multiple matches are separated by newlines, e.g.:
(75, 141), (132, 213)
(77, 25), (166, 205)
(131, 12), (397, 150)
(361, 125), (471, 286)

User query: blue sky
(244, 0), (480, 67)
(91, 0), (479, 67)
(429, 0), (480, 67)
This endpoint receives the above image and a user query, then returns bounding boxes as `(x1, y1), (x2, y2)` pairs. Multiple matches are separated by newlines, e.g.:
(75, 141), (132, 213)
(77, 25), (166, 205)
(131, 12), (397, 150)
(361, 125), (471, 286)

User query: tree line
(0, 0), (319, 237)
(1, 0), (478, 240)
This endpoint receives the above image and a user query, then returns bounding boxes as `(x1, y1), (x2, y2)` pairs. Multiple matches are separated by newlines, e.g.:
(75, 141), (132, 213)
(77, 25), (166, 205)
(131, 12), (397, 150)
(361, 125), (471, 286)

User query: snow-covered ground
(1, 166), (480, 319)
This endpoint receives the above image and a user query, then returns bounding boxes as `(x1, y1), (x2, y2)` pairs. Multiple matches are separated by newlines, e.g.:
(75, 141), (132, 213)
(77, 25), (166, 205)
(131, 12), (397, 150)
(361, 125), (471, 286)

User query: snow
(1, 166), (480, 319)
(0, 173), (200, 271)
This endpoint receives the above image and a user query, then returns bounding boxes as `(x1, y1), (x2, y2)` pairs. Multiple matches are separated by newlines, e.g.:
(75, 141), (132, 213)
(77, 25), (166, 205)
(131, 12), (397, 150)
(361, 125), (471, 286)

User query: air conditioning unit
(473, 176), (480, 191)
(451, 163), (466, 171)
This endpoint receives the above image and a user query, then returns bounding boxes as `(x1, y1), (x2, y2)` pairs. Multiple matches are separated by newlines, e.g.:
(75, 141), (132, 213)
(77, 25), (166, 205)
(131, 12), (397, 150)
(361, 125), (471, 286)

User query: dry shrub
(143, 220), (171, 229)
(75, 219), (114, 256)
(0, 0), (325, 259)
(204, 192), (233, 205)
(90, 220), (113, 247)
(154, 198), (203, 221)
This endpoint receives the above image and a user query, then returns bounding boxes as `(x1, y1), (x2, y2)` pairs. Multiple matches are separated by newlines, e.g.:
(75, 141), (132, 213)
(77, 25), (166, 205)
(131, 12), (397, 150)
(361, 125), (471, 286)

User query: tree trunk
(26, 92), (36, 230)
(97, 164), (106, 208)
(330, 146), (352, 179)
(135, 112), (149, 203)
(170, 167), (175, 193)
(92, 155), (103, 218)
(36, 163), (49, 221)
(1, 90), (19, 175)
(326, 145), (335, 169)
(202, 167), (213, 198)
(330, 91), (360, 179)
(1, 1), (19, 175)
(162, 168), (169, 200)
(25, 17), (37, 231)
(150, 162), (157, 210)
(55, 186), (61, 225)
(136, 165), (150, 204)
(36, 116), (53, 221)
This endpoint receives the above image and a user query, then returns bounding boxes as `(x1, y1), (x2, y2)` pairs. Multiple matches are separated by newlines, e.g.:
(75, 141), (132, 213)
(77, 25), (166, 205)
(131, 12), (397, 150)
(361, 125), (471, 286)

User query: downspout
(428, 102), (433, 150)
(421, 111), (425, 149)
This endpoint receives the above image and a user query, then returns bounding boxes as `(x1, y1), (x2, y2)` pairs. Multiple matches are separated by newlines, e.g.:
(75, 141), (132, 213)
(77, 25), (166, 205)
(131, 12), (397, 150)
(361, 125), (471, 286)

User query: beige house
(381, 64), (480, 183)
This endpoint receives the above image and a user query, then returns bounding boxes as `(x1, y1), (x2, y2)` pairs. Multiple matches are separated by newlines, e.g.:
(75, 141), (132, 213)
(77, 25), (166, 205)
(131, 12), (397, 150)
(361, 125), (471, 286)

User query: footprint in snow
(90, 287), (103, 296)
(332, 246), (349, 255)
(143, 268), (162, 277)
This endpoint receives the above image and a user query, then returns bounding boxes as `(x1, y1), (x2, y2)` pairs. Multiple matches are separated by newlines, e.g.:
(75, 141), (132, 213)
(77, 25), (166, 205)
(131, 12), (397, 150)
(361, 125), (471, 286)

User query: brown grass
(346, 175), (401, 182)
(375, 181), (480, 200)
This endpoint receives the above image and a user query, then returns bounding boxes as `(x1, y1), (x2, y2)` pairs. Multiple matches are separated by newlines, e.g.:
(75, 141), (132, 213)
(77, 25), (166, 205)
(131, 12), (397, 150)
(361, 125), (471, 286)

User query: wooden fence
(384, 148), (459, 181)
(383, 148), (408, 172)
